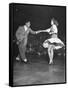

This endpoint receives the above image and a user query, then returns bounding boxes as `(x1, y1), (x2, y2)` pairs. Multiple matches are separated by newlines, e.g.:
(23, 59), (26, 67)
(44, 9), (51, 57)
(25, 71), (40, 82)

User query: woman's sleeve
(46, 28), (51, 32)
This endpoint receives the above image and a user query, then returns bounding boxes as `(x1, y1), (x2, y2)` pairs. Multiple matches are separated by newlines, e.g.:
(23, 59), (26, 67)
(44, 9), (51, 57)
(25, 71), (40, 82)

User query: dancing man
(36, 18), (65, 64)
(16, 21), (37, 62)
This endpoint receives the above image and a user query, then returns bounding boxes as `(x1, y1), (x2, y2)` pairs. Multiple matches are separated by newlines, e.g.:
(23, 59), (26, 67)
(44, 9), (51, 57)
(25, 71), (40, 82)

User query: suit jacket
(16, 25), (36, 43)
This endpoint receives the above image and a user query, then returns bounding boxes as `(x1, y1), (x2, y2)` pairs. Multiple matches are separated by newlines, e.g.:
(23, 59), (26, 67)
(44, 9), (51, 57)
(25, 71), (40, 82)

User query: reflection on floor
(13, 55), (66, 86)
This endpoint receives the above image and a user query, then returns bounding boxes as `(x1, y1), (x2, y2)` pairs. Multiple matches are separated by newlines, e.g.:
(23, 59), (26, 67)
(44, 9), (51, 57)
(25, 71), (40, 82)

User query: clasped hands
(36, 31), (42, 34)
(35, 30), (47, 34)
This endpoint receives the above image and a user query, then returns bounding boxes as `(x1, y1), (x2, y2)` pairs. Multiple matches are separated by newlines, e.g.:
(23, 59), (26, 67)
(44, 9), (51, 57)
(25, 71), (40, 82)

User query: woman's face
(51, 20), (54, 25)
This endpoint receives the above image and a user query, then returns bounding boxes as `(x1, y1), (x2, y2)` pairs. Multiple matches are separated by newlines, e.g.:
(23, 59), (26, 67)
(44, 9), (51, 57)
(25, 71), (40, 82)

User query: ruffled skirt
(43, 37), (64, 50)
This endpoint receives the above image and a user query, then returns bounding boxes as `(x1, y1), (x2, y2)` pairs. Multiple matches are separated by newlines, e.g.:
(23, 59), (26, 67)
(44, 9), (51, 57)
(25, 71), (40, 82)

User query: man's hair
(25, 21), (31, 25)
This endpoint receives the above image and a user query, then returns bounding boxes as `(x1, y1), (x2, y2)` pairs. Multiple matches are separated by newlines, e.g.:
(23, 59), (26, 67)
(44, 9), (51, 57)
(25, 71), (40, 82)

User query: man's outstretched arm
(30, 28), (37, 34)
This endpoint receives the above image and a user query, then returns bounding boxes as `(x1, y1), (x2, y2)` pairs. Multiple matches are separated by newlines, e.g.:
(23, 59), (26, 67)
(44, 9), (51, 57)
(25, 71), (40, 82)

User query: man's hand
(16, 41), (19, 45)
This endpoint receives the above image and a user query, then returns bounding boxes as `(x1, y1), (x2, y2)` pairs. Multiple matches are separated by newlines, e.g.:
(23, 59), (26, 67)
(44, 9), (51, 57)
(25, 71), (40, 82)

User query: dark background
(12, 3), (66, 57)
(9, 4), (66, 86)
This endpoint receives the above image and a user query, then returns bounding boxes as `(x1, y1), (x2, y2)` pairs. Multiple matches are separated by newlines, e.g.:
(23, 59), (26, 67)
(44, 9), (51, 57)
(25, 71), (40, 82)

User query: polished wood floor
(13, 55), (66, 86)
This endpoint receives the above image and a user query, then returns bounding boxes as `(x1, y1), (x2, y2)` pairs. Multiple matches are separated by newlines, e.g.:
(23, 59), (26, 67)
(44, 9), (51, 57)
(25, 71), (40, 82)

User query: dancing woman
(36, 18), (64, 64)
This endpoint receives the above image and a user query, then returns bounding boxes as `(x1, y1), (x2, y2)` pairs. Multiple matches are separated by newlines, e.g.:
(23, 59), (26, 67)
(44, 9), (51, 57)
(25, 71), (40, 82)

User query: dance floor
(13, 55), (66, 86)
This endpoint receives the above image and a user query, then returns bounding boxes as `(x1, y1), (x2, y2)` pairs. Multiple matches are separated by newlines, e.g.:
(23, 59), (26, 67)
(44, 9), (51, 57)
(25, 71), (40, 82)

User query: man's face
(26, 22), (31, 27)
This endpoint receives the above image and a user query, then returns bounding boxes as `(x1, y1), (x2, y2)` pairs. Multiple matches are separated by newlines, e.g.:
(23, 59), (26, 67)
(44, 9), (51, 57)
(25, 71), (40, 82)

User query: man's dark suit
(16, 25), (36, 61)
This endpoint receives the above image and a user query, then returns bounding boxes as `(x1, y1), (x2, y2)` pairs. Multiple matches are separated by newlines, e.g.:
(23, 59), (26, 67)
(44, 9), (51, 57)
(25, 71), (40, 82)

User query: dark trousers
(18, 40), (27, 61)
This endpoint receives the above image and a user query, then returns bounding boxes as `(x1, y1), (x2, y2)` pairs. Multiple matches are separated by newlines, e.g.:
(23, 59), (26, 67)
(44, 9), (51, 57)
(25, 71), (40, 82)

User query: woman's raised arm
(36, 28), (50, 34)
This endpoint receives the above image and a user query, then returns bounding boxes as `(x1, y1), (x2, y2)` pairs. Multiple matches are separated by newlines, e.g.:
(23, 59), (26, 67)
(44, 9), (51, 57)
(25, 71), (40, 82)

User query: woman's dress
(43, 25), (64, 50)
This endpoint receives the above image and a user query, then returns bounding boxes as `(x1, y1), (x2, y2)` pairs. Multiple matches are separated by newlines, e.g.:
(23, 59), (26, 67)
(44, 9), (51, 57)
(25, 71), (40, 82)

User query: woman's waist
(50, 33), (58, 38)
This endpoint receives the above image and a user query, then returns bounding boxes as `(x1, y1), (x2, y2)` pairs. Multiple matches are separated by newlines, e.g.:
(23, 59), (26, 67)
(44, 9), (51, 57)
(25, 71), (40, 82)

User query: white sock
(16, 57), (20, 61)
(24, 58), (27, 62)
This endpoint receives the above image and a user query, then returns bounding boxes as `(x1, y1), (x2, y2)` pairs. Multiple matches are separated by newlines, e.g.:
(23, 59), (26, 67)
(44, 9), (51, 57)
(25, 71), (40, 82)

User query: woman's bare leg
(48, 45), (54, 64)
(50, 46), (54, 64)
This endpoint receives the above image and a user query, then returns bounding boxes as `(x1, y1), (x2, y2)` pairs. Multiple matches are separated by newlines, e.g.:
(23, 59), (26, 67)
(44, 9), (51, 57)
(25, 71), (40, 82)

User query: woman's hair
(51, 18), (59, 26)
